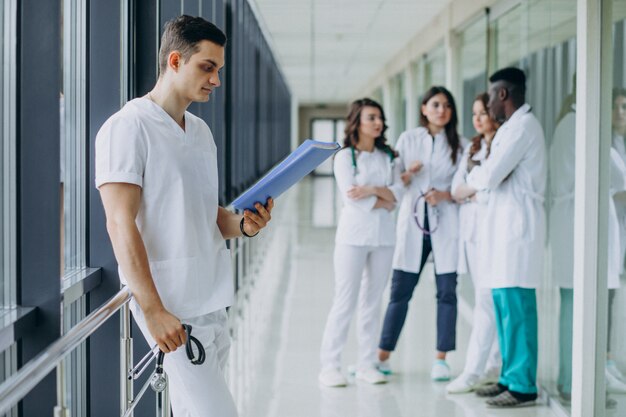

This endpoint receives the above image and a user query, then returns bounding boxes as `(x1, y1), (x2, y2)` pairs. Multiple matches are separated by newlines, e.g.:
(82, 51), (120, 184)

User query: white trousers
(462, 242), (501, 377)
(320, 244), (394, 370)
(130, 301), (238, 417)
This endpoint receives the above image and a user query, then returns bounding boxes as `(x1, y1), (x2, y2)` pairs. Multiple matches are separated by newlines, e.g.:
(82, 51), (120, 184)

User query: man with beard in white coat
(464, 67), (546, 407)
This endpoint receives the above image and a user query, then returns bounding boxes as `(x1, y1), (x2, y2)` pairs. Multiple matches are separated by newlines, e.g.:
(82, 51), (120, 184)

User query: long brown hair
(419, 86), (461, 164)
(343, 98), (397, 158)
(467, 93), (496, 171)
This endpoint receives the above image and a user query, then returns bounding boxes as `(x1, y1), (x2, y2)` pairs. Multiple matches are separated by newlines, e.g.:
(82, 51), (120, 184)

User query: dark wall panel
(18, 0), (62, 415)
(87, 0), (125, 415)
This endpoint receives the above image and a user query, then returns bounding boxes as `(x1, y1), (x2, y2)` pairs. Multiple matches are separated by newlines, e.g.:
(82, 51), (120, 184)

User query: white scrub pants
(320, 244), (394, 370)
(462, 242), (501, 377)
(130, 301), (238, 417)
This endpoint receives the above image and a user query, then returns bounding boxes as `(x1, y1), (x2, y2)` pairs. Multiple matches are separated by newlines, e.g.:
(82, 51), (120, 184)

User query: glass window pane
(488, 1), (577, 412)
(424, 43), (446, 88)
(60, 0), (87, 416)
(606, 1), (626, 415)
(458, 15), (488, 138)
(61, 0), (87, 275)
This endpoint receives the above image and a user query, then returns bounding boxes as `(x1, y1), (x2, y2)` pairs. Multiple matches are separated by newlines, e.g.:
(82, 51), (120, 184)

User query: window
(1, 0), (16, 309)
(458, 14), (488, 137)
(60, 0), (87, 276)
(1, 2), (18, 416)
(59, 0), (88, 415)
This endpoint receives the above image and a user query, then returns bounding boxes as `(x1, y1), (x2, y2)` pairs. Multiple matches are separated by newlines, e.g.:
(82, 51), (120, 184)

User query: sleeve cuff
(95, 172), (143, 189)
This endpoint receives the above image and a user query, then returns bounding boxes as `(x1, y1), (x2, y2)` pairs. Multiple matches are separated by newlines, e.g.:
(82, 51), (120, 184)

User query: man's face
(487, 82), (506, 123)
(174, 40), (225, 103)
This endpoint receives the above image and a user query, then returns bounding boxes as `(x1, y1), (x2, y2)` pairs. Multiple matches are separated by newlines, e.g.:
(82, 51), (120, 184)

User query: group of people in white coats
(319, 67), (547, 408)
(550, 86), (626, 406)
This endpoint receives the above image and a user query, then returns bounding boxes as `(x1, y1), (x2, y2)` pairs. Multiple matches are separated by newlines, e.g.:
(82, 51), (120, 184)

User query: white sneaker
(477, 367), (500, 387)
(319, 368), (348, 387)
(355, 367), (388, 385)
(606, 369), (626, 394)
(376, 360), (392, 375)
(431, 360), (451, 382)
(446, 373), (480, 394)
(607, 360), (626, 383)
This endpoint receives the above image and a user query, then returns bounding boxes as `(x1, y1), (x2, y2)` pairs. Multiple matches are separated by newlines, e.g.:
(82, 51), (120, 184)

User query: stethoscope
(413, 190), (439, 235)
(129, 324), (206, 393)
(350, 146), (395, 185)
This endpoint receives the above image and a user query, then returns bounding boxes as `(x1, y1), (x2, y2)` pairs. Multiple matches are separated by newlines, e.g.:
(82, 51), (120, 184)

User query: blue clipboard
(231, 139), (341, 211)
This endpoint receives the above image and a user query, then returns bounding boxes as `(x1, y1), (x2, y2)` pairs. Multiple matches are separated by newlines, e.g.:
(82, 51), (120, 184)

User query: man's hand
(347, 185), (374, 200)
(243, 198), (274, 236)
(144, 308), (187, 353)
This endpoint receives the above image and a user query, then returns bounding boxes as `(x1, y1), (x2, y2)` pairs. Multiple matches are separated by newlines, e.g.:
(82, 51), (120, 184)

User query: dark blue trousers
(379, 225), (458, 352)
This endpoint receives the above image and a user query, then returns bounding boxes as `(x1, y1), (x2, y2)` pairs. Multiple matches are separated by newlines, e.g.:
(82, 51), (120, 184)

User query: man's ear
(168, 51), (181, 72)
(498, 86), (509, 102)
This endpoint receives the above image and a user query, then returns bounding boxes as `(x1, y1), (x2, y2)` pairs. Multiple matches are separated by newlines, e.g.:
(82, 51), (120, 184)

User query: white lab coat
(451, 140), (490, 279)
(392, 127), (464, 274)
(467, 104), (546, 289)
(550, 114), (626, 289)
(611, 132), (626, 278)
(334, 147), (404, 246)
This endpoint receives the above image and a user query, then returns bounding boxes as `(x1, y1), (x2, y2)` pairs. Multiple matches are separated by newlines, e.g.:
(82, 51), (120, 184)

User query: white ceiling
(252, 0), (451, 105)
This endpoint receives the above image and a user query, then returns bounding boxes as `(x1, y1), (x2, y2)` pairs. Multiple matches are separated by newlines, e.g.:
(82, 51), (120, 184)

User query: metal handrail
(0, 287), (132, 415)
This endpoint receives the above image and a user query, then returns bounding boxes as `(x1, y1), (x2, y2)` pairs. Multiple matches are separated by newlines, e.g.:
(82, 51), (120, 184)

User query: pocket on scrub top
(149, 257), (199, 315)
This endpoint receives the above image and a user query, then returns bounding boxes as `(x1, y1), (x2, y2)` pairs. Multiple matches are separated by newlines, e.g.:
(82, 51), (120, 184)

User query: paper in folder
(231, 139), (341, 211)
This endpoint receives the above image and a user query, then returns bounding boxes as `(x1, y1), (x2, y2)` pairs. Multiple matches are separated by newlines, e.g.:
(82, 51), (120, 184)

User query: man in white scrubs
(465, 67), (546, 407)
(95, 16), (273, 417)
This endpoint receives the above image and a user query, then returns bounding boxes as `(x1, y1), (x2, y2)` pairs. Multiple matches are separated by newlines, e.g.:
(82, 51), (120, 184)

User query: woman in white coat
(447, 93), (501, 393)
(378, 86), (463, 381)
(319, 98), (403, 387)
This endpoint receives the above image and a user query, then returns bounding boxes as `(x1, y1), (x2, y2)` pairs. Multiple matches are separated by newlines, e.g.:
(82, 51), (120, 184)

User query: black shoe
(475, 383), (507, 397)
(486, 390), (537, 408)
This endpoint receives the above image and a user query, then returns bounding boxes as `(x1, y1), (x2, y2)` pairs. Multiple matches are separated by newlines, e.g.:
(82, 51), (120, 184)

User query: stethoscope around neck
(350, 146), (395, 185)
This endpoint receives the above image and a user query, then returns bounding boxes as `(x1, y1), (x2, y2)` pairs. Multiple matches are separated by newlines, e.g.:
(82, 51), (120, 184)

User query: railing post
(120, 303), (133, 416)
(155, 374), (170, 417)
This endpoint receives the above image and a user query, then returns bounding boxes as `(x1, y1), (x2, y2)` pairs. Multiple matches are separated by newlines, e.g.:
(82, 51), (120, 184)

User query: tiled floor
(237, 177), (562, 417)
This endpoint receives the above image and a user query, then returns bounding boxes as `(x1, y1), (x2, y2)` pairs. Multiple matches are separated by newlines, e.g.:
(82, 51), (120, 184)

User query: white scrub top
(550, 114), (626, 289)
(95, 97), (234, 319)
(334, 147), (403, 247)
(451, 140), (490, 276)
(392, 127), (464, 274)
(467, 104), (546, 289)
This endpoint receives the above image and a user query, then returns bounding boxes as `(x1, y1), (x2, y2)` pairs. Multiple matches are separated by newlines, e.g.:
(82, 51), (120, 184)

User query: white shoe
(446, 373), (480, 394)
(319, 368), (348, 387)
(607, 360), (626, 383)
(606, 369), (626, 394)
(355, 367), (388, 385)
(431, 360), (451, 382)
(376, 360), (392, 375)
(477, 367), (500, 386)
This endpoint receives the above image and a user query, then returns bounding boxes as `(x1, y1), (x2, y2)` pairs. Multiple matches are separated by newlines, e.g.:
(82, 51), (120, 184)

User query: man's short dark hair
(159, 15), (227, 75)
(489, 67), (527, 104)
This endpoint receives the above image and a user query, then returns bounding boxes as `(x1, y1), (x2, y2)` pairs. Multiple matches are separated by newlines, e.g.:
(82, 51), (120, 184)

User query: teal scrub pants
(492, 288), (538, 394)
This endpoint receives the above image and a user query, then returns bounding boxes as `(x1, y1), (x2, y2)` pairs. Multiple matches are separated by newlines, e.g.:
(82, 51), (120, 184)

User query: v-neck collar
(139, 97), (188, 137)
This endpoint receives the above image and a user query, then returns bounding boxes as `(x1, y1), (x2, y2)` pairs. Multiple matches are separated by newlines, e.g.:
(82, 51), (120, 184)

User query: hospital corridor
(1, 0), (626, 417)
(231, 178), (564, 417)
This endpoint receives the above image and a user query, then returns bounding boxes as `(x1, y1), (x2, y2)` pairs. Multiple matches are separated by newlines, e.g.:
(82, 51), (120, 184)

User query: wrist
(240, 217), (259, 238)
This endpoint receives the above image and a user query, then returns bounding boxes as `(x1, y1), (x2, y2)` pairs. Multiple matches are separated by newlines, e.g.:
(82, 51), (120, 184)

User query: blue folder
(231, 139), (341, 211)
